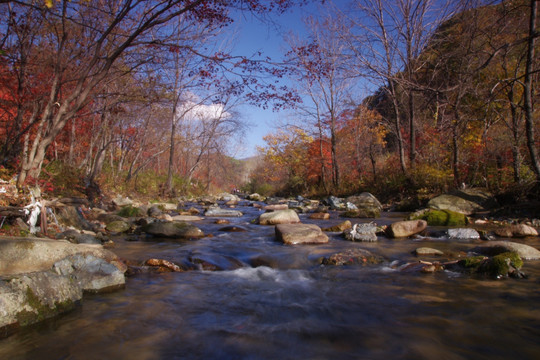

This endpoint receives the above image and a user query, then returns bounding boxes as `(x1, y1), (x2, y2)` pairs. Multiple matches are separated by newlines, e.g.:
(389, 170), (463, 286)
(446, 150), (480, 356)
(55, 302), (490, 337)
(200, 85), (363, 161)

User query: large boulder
(1, 272), (82, 334)
(427, 188), (497, 215)
(258, 209), (300, 225)
(345, 192), (383, 218)
(387, 220), (427, 238)
(471, 241), (540, 260)
(0, 237), (125, 276)
(275, 224), (328, 245)
(142, 221), (204, 239)
(344, 223), (378, 242)
(52, 254), (125, 293)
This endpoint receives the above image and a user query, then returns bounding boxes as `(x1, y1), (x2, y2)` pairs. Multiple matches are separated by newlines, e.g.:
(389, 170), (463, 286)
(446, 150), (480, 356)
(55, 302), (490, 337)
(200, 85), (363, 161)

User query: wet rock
(53, 254), (125, 293)
(219, 193), (241, 203)
(57, 229), (101, 244)
(309, 212), (330, 220)
(105, 220), (131, 234)
(427, 188), (497, 215)
(0, 271), (82, 333)
(400, 261), (445, 273)
(471, 241), (540, 260)
(214, 219), (230, 225)
(97, 213), (125, 224)
(447, 228), (480, 239)
(204, 206), (243, 217)
(259, 209), (300, 225)
(275, 223), (328, 245)
(188, 253), (246, 271)
(340, 209), (380, 218)
(321, 248), (384, 266)
(414, 247), (444, 256)
(142, 221), (204, 239)
(387, 220), (427, 238)
(494, 224), (538, 238)
(448, 252), (525, 278)
(145, 258), (185, 272)
(343, 223), (378, 242)
(322, 220), (352, 232)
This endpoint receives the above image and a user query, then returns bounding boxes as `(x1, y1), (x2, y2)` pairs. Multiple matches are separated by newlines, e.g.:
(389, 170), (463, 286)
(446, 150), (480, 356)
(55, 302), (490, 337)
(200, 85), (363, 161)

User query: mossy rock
(478, 252), (523, 278)
(117, 205), (145, 218)
(409, 209), (467, 226)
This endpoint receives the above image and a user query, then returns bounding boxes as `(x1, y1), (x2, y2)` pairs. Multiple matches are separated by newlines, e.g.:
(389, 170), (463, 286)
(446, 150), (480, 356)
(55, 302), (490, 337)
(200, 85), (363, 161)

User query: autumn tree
(285, 14), (354, 190)
(0, 0), (304, 190)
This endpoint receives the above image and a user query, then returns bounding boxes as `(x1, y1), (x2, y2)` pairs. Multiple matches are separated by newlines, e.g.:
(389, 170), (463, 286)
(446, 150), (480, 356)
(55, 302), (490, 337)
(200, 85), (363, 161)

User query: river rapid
(1, 202), (540, 359)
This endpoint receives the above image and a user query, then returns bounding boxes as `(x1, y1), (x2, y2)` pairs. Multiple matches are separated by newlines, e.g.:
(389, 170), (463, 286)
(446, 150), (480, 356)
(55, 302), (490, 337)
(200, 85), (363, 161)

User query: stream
(1, 202), (540, 359)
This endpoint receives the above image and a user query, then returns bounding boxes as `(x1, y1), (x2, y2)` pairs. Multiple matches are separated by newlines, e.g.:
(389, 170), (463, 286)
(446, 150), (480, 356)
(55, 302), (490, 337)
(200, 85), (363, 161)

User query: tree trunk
(524, 0), (540, 181)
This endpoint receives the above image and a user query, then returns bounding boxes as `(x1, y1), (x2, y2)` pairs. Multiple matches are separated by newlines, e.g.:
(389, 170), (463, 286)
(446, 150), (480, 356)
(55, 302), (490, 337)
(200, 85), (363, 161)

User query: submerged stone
(321, 248), (384, 266)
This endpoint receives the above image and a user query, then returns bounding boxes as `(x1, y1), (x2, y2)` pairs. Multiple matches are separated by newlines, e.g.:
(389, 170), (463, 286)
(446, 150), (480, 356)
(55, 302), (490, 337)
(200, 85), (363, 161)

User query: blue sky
(230, 3), (323, 159)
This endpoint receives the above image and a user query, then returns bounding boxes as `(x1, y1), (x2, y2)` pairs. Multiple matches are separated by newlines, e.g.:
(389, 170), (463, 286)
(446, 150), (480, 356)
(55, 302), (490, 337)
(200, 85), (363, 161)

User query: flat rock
(275, 224), (328, 245)
(387, 220), (427, 238)
(0, 237), (125, 276)
(322, 220), (352, 232)
(427, 188), (496, 215)
(171, 215), (204, 222)
(204, 207), (243, 217)
(142, 221), (204, 239)
(264, 204), (289, 211)
(259, 209), (300, 225)
(414, 247), (444, 256)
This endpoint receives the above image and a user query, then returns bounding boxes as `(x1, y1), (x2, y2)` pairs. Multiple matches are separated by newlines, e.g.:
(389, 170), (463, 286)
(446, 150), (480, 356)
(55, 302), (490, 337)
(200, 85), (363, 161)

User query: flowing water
(1, 203), (540, 359)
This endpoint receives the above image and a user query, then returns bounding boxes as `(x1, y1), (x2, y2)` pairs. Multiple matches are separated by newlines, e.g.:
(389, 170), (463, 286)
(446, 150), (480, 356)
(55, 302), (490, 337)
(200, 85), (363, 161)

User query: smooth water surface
(1, 204), (540, 359)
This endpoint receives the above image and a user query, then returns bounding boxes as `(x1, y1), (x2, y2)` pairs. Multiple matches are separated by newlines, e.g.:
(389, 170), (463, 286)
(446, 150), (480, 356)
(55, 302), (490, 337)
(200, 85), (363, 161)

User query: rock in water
(204, 206), (243, 217)
(259, 209), (300, 225)
(471, 241), (540, 260)
(447, 228), (480, 239)
(275, 224), (328, 245)
(427, 188), (497, 215)
(344, 223), (378, 242)
(494, 224), (538, 238)
(345, 192), (383, 218)
(53, 254), (125, 293)
(387, 220), (427, 238)
(321, 248), (384, 266)
(142, 221), (204, 239)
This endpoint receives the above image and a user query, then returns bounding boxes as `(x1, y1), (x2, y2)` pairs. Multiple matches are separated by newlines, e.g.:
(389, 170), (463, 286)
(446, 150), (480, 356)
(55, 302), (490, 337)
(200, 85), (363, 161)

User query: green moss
(16, 287), (77, 327)
(480, 252), (523, 277)
(458, 256), (487, 269)
(411, 209), (467, 226)
(117, 205), (144, 218)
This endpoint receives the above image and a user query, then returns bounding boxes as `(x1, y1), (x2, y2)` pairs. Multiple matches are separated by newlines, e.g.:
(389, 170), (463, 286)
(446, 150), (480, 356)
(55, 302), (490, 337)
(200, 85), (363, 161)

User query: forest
(0, 0), (538, 205)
